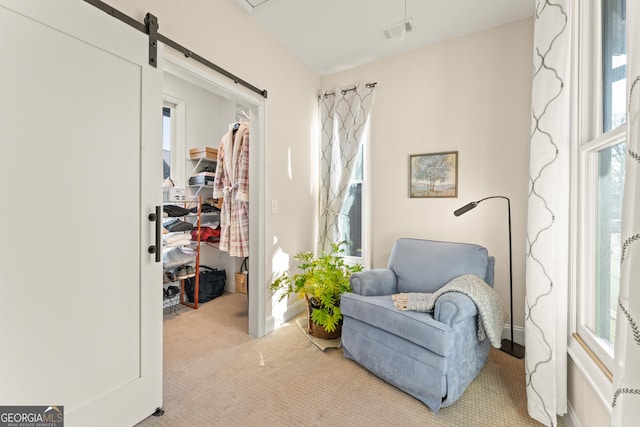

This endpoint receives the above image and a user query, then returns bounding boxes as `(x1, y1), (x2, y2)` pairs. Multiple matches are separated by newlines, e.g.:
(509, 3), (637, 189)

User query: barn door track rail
(84, 0), (268, 98)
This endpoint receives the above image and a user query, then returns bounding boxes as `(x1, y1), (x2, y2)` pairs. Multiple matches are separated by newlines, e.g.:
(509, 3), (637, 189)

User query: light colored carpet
(137, 292), (550, 427)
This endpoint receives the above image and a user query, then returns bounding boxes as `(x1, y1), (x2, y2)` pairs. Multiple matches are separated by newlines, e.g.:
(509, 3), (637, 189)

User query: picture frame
(409, 151), (458, 198)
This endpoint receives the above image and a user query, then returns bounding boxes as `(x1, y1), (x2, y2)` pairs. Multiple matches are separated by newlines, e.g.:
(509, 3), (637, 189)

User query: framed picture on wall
(409, 151), (458, 198)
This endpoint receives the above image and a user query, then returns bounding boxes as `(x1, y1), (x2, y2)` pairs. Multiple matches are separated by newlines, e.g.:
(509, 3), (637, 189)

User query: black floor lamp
(454, 196), (525, 359)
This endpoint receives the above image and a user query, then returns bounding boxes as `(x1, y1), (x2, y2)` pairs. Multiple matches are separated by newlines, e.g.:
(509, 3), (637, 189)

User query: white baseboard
(564, 402), (581, 427)
(501, 324), (525, 347)
(269, 299), (306, 332)
(283, 299), (306, 322)
(265, 315), (275, 335)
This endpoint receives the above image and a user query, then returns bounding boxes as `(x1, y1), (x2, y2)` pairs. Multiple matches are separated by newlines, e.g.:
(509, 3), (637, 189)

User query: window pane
(595, 141), (625, 349)
(602, 0), (626, 132)
(340, 145), (364, 258)
(340, 182), (362, 257)
(162, 107), (171, 179)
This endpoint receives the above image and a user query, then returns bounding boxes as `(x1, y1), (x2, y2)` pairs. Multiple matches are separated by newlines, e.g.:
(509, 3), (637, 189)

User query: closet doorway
(161, 52), (266, 337)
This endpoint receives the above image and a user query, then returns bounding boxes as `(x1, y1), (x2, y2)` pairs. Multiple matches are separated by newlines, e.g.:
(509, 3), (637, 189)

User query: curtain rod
(84, 0), (268, 99)
(322, 82), (377, 98)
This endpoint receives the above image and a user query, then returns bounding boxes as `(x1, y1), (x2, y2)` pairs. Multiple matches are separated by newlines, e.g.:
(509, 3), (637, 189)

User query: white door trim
(162, 50), (267, 337)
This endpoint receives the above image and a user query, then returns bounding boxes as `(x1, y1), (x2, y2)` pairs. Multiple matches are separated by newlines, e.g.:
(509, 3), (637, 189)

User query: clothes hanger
(237, 109), (249, 121)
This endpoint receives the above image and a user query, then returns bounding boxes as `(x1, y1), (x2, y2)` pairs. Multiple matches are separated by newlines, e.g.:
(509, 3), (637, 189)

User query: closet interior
(160, 69), (251, 326)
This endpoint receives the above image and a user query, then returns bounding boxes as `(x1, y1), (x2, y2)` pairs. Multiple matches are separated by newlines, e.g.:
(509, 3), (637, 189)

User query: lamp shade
(453, 202), (478, 217)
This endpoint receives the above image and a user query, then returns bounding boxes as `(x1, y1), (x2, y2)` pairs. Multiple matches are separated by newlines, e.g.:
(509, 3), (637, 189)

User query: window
(162, 96), (185, 187)
(339, 128), (370, 268)
(341, 145), (364, 258)
(575, 0), (626, 373)
(162, 106), (172, 180)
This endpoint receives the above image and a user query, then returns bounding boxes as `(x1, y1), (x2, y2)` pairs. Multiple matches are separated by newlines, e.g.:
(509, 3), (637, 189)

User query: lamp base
(500, 339), (525, 359)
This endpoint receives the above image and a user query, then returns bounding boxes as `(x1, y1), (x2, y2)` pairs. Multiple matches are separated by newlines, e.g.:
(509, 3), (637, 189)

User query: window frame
(162, 95), (186, 187)
(576, 127), (626, 369)
(570, 0), (627, 408)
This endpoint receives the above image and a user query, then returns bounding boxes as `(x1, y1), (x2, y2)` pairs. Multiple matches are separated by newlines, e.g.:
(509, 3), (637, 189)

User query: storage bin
(189, 147), (218, 160)
(163, 187), (187, 202)
(235, 272), (248, 294)
(189, 175), (215, 186)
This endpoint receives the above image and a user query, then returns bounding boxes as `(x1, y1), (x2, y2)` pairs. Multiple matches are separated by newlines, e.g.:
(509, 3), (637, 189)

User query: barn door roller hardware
(84, 0), (268, 98)
(144, 13), (158, 68)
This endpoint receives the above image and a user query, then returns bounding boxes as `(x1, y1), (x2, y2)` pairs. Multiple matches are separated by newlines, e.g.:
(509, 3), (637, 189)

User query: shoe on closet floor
(176, 266), (189, 280)
(166, 285), (180, 298)
(164, 271), (177, 284)
(185, 265), (195, 278)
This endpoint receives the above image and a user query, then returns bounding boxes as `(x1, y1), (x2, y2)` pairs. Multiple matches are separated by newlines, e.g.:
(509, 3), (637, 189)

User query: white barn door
(0, 1), (162, 426)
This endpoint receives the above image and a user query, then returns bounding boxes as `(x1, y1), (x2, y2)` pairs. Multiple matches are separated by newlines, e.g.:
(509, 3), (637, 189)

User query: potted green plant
(270, 241), (363, 339)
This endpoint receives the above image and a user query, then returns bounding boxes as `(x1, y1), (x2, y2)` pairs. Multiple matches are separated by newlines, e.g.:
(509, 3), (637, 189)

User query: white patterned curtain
(317, 83), (375, 254)
(526, 1), (571, 426)
(611, 1), (640, 424)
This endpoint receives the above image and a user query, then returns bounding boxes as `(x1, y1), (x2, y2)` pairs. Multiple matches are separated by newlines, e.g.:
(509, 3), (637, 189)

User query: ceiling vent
(379, 18), (415, 40)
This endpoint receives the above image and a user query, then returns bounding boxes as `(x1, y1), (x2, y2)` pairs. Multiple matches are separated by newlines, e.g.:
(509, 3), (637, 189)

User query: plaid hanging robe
(213, 121), (250, 257)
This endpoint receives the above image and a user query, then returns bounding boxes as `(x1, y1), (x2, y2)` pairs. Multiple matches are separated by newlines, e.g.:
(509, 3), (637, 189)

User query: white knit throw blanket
(391, 274), (508, 348)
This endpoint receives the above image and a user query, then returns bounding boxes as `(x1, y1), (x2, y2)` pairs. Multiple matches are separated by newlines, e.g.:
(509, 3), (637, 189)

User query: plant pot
(308, 318), (342, 340)
(305, 294), (342, 339)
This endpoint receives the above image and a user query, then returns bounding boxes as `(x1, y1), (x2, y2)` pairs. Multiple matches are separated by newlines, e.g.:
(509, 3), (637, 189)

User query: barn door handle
(148, 206), (162, 262)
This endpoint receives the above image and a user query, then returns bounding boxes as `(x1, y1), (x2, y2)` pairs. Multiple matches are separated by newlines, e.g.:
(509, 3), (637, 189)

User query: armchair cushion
(388, 238), (493, 293)
(341, 293), (454, 357)
(349, 268), (397, 296)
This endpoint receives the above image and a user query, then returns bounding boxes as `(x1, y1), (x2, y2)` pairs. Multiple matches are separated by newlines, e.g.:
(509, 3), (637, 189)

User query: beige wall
(321, 18), (533, 333)
(107, 0), (321, 325)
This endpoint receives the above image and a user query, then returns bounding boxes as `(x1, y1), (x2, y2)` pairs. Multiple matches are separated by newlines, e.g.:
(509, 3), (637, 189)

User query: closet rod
(322, 82), (377, 98)
(84, 0), (268, 99)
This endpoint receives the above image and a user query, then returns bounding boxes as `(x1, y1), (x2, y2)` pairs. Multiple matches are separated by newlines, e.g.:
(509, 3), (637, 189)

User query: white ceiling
(233, 0), (535, 76)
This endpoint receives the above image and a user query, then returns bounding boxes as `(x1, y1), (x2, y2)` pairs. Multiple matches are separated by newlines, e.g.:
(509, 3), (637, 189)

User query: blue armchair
(340, 238), (496, 411)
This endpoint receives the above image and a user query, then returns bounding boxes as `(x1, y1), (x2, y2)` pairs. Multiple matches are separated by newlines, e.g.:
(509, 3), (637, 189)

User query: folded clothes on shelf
(163, 204), (193, 217)
(164, 218), (194, 232)
(201, 210), (220, 229)
(193, 226), (221, 243)
(201, 219), (220, 229)
(162, 246), (196, 269)
(163, 231), (192, 246)
(192, 203), (220, 214)
(163, 238), (193, 249)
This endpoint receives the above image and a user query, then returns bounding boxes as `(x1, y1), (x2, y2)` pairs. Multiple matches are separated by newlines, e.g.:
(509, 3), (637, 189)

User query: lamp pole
(454, 196), (524, 359)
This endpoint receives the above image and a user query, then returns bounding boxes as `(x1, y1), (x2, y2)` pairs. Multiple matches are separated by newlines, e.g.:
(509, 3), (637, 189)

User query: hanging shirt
(213, 122), (249, 257)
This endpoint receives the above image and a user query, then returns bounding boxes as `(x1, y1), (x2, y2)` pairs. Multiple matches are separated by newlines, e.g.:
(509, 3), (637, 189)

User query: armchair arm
(434, 292), (478, 327)
(350, 269), (397, 296)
